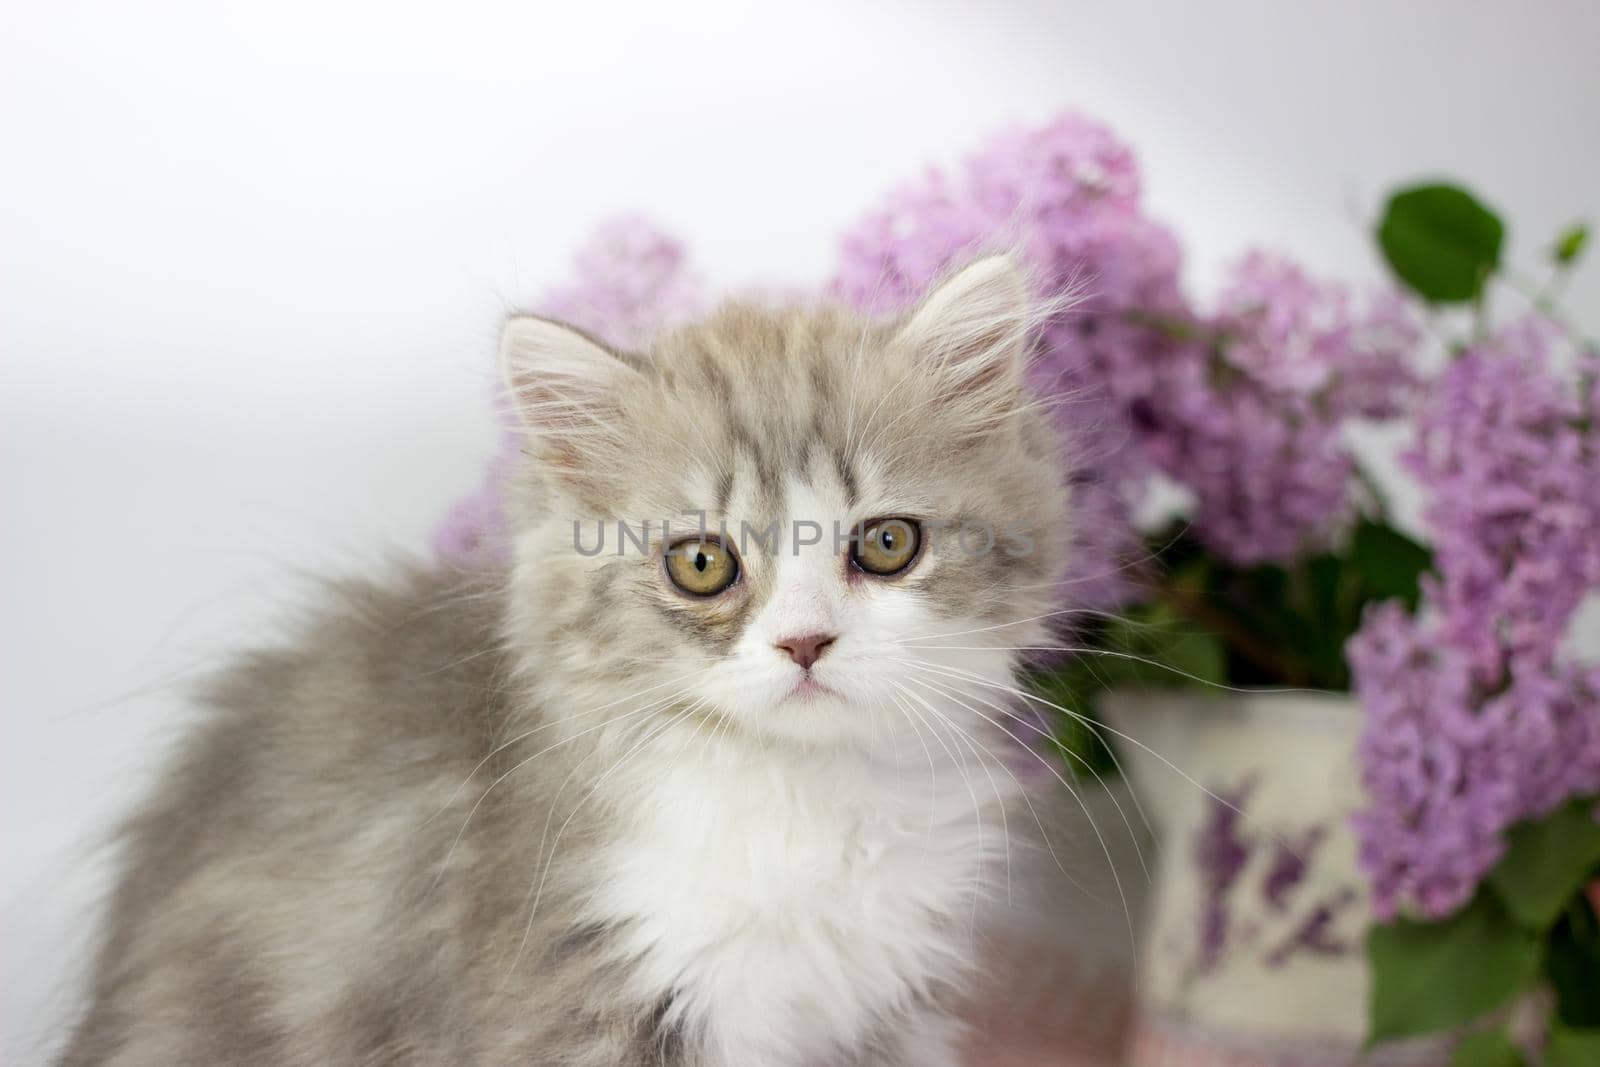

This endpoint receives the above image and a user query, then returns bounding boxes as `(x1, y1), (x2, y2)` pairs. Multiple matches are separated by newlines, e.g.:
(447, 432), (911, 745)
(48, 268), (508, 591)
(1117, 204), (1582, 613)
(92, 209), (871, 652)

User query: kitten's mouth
(789, 675), (841, 702)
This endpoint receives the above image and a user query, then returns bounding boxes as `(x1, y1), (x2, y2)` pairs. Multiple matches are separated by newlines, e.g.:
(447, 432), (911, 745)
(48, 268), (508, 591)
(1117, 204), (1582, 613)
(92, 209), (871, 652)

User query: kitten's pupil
(664, 538), (737, 595)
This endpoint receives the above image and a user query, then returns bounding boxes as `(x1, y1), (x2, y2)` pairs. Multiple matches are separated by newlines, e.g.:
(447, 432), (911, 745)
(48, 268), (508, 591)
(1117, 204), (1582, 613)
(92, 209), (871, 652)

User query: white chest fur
(588, 734), (1013, 1066)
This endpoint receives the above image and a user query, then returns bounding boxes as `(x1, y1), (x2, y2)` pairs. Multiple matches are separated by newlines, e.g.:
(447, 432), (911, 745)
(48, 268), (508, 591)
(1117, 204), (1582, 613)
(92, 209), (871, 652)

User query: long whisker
(503, 700), (708, 988)
(896, 682), (1015, 910)
(1037, 658), (1166, 866)
(897, 659), (1158, 885)
(885, 689), (942, 863)
(896, 669), (1115, 903)
(908, 660), (1303, 863)
(575, 697), (725, 920)
(891, 683), (990, 920)
(907, 644), (1319, 694)
(896, 607), (1094, 645)
(888, 668), (1140, 971)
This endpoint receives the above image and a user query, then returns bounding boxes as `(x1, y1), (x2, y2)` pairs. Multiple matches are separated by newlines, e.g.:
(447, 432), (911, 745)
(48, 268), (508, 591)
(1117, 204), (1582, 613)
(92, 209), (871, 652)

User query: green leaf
(1366, 891), (1542, 1045)
(1377, 183), (1505, 303)
(1547, 896), (1600, 1026)
(1548, 1026), (1600, 1067)
(1487, 797), (1600, 929)
(1349, 520), (1433, 611)
(1300, 553), (1354, 689)
(1051, 598), (1227, 693)
(1134, 605), (1225, 685)
(1030, 659), (1120, 780)
(1451, 1031), (1524, 1067)
(1554, 223), (1590, 267)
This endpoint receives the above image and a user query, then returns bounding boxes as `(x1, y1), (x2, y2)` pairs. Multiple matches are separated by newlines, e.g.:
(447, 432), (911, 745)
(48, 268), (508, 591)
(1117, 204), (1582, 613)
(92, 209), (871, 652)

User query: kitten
(60, 256), (1072, 1066)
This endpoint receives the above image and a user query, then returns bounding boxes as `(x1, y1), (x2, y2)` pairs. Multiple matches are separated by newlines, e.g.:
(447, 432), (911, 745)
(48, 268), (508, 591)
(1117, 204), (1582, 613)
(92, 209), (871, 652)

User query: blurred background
(4, 2), (1597, 1061)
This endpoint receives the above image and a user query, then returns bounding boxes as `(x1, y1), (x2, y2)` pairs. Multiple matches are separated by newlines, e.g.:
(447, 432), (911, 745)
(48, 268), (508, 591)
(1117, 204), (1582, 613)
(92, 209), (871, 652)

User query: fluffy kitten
(61, 256), (1072, 1066)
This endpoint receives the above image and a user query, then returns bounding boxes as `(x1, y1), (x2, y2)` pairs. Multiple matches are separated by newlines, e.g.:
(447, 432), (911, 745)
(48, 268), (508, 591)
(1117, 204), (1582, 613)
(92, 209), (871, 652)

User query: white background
(4, 1), (1597, 1058)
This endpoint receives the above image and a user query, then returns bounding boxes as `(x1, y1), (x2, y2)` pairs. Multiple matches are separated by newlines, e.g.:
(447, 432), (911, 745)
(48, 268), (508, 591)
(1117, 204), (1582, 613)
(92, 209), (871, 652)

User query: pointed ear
(499, 315), (641, 469)
(892, 255), (1032, 395)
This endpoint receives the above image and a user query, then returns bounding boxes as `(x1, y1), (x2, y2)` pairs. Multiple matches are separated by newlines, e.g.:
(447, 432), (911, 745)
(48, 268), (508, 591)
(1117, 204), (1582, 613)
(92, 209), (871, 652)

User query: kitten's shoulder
(112, 559), (518, 909)
(204, 560), (513, 730)
(126, 558), (517, 860)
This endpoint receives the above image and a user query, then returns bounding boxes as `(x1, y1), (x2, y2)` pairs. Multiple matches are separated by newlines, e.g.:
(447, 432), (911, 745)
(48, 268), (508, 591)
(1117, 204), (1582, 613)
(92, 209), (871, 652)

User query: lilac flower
(1211, 252), (1420, 421)
(432, 447), (517, 561)
(1350, 318), (1600, 919)
(1351, 602), (1600, 920)
(1137, 252), (1421, 565)
(1408, 317), (1600, 684)
(433, 216), (705, 561)
(539, 214), (707, 350)
(1349, 603), (1508, 919)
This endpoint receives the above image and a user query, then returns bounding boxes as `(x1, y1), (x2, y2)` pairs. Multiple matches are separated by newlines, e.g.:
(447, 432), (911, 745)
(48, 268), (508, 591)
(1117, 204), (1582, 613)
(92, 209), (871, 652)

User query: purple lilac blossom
(1138, 252), (1421, 564)
(1409, 317), (1600, 684)
(1351, 604), (1600, 919)
(432, 216), (706, 561)
(538, 215), (707, 349)
(1350, 318), (1600, 919)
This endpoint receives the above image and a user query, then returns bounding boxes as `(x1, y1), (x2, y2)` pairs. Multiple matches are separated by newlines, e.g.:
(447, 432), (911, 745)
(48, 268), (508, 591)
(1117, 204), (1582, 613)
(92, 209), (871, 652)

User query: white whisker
(891, 669), (1140, 972)
(502, 700), (708, 990)
(907, 659), (1305, 865)
(896, 682), (1015, 909)
(891, 682), (991, 921)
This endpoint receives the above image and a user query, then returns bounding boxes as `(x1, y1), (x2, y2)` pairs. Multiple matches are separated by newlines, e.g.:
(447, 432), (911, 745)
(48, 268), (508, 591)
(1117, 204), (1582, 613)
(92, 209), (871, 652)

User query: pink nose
(775, 633), (836, 670)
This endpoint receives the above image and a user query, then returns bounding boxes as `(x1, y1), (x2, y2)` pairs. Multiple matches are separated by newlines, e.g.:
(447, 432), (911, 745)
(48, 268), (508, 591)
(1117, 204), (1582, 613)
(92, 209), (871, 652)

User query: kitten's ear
(499, 315), (640, 469)
(893, 255), (1032, 394)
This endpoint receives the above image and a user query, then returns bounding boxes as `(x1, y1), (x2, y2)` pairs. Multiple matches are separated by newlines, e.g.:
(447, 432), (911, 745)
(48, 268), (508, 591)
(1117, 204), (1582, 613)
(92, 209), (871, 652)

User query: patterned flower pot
(1101, 689), (1449, 1066)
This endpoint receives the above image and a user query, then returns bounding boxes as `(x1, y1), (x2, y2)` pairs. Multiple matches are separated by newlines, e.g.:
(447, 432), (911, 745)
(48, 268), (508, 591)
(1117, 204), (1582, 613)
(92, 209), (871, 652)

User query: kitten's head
(500, 256), (1071, 749)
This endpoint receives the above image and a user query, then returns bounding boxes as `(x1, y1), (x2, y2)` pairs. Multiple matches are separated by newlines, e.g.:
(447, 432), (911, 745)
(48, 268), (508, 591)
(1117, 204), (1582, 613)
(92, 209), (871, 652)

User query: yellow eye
(852, 518), (921, 577)
(664, 538), (740, 597)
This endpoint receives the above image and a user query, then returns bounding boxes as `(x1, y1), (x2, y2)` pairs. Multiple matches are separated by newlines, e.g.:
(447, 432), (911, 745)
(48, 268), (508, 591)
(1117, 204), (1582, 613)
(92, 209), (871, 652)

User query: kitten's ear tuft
(499, 315), (640, 467)
(893, 255), (1033, 394)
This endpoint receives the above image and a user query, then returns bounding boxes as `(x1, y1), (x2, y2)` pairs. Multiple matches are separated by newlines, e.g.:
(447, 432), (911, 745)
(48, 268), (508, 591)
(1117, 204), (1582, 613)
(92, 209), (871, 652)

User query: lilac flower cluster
(432, 217), (704, 560)
(1143, 253), (1420, 564)
(537, 214), (707, 351)
(1350, 319), (1600, 919)
(1413, 317), (1600, 683)
(833, 116), (1421, 573)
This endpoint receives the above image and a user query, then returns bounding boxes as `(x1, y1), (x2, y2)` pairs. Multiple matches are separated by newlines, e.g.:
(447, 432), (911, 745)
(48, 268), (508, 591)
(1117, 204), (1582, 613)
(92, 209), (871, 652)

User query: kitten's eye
(664, 538), (740, 597)
(851, 518), (922, 577)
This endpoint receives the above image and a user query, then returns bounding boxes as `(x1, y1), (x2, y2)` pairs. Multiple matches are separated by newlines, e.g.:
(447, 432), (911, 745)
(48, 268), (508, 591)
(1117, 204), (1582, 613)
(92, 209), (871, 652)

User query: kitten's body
(63, 259), (1071, 1065)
